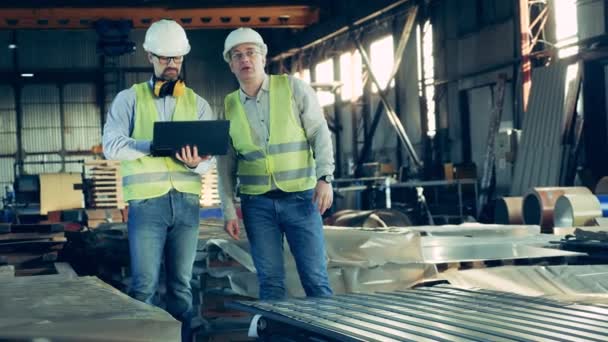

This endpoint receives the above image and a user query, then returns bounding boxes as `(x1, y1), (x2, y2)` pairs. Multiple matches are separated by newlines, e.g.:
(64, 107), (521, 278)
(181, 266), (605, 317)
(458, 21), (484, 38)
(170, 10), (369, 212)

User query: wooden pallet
(201, 166), (221, 207)
(0, 227), (68, 278)
(84, 160), (126, 209)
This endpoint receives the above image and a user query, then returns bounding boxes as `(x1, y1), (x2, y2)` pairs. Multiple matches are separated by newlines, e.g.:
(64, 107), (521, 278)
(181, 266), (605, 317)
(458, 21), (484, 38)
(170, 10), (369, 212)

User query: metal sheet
(324, 226), (424, 267)
(408, 223), (539, 237)
(554, 194), (602, 227)
(421, 234), (583, 263)
(511, 62), (570, 195)
(200, 227), (434, 299)
(230, 285), (608, 342)
(0, 276), (180, 341)
(440, 265), (608, 304)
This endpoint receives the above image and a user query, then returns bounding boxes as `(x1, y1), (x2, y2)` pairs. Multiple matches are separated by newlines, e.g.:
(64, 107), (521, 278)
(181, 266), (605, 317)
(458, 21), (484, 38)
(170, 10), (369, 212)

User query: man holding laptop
(218, 28), (335, 300)
(102, 19), (214, 341)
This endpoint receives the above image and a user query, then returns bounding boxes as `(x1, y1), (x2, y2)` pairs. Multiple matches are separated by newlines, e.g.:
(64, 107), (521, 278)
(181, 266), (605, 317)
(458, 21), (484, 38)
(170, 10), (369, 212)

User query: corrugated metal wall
(64, 84), (101, 151)
(23, 154), (62, 174)
(186, 29), (236, 116)
(0, 31), (11, 69)
(18, 30), (99, 69)
(21, 85), (62, 153)
(0, 84), (16, 203)
(0, 85), (16, 156)
(0, 27), (235, 192)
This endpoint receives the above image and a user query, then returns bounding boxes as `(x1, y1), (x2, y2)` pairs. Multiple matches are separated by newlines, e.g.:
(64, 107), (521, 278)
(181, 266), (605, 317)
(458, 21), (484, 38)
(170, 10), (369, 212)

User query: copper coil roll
(523, 187), (592, 230)
(553, 194), (602, 227)
(494, 197), (523, 224)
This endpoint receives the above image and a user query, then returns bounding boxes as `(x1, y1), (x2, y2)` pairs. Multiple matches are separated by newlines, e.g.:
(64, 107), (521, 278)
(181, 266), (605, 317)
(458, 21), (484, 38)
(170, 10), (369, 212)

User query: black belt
(261, 190), (290, 198)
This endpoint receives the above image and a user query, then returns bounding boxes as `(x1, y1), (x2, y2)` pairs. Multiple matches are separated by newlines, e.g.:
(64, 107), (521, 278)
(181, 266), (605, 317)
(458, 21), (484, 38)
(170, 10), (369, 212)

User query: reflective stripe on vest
(120, 82), (202, 201)
(225, 74), (316, 195)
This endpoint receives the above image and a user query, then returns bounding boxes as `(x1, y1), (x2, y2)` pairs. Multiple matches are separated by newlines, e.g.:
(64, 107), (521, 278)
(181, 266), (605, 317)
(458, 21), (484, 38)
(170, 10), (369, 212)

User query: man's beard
(161, 67), (180, 81)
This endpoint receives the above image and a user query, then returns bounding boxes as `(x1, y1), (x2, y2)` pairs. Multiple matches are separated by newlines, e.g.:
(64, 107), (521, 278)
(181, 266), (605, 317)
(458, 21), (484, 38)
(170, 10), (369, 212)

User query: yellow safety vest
(225, 74), (316, 195)
(120, 82), (201, 201)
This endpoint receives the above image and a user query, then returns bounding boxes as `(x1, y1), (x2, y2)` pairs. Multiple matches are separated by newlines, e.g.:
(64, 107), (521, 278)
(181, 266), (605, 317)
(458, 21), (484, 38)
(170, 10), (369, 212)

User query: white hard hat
(223, 27), (268, 62)
(143, 19), (191, 56)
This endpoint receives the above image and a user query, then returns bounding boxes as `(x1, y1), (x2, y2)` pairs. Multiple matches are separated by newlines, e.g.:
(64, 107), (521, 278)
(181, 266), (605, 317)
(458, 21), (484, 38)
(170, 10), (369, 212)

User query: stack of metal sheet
(0, 276), (180, 341)
(510, 62), (577, 196)
(230, 285), (608, 341)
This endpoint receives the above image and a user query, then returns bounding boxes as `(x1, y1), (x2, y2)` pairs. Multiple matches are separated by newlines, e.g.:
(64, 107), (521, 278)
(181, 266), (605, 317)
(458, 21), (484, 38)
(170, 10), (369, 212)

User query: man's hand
(312, 180), (333, 215)
(224, 219), (240, 240)
(175, 145), (210, 168)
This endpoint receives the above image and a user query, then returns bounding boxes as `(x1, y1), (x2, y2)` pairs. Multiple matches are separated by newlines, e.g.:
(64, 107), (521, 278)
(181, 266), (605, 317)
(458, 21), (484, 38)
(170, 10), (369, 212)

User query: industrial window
(339, 50), (363, 102)
(554, 0), (578, 58)
(370, 35), (395, 93)
(417, 20), (436, 137)
(314, 58), (335, 107)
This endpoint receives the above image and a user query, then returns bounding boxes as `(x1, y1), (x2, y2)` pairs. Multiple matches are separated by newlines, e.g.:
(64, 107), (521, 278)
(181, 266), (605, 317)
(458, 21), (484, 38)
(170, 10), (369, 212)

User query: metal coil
(523, 187), (592, 230)
(594, 176), (608, 195)
(553, 194), (602, 227)
(597, 194), (608, 217)
(494, 197), (523, 224)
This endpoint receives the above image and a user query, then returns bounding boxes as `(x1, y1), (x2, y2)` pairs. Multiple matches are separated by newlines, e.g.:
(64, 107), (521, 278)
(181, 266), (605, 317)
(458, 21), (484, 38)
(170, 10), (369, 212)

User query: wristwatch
(318, 175), (333, 184)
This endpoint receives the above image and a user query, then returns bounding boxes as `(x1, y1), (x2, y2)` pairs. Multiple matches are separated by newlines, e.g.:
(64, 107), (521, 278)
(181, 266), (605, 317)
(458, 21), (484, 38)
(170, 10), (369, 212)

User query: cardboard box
(39, 173), (85, 215)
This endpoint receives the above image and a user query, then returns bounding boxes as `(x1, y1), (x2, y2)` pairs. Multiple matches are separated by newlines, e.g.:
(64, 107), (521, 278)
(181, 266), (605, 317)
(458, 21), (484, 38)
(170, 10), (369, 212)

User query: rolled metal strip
(523, 187), (592, 229)
(494, 197), (523, 224)
(598, 194), (608, 217)
(553, 193), (602, 227)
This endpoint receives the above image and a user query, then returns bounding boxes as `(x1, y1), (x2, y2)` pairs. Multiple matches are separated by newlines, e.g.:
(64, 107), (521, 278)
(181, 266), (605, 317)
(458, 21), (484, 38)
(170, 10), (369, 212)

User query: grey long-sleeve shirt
(102, 79), (215, 175)
(217, 74), (335, 220)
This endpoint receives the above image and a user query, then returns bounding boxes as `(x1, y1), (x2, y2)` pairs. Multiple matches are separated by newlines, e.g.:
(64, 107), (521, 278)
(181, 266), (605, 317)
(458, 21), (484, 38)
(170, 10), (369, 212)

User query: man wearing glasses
(218, 27), (335, 300)
(102, 19), (213, 341)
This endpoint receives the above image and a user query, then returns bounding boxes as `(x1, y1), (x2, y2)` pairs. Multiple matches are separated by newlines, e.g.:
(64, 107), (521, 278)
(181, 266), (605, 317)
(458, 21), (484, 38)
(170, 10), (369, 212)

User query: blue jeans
(240, 189), (333, 300)
(127, 189), (200, 341)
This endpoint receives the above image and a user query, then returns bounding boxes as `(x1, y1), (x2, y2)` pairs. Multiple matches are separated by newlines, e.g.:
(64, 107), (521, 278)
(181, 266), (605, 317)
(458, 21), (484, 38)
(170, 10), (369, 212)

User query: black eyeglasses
(152, 54), (184, 65)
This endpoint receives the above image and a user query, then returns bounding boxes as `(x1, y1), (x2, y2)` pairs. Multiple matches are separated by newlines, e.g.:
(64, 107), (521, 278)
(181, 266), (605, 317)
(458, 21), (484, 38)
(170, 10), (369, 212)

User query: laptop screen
(152, 120), (230, 157)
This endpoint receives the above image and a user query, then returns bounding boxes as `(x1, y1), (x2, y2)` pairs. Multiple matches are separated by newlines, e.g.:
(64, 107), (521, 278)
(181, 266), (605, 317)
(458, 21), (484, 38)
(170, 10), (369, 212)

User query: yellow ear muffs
(153, 79), (186, 97)
(173, 80), (185, 97)
(153, 80), (165, 97)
